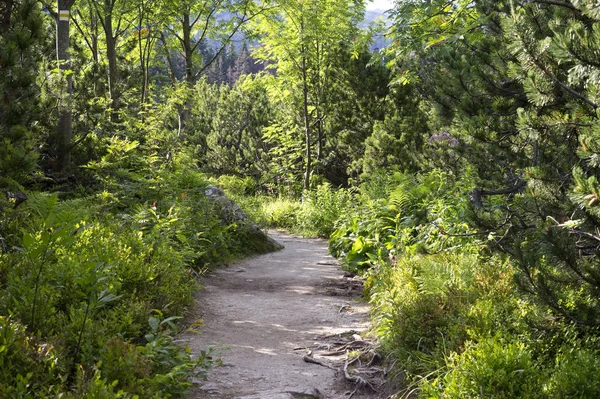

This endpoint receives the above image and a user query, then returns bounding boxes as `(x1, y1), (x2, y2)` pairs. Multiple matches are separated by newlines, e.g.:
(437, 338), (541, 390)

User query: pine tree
(205, 74), (272, 176)
(502, 0), (600, 326)
(388, 0), (600, 326)
(0, 0), (44, 188)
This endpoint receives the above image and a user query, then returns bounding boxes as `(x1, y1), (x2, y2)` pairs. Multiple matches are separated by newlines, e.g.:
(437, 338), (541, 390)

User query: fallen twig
(303, 353), (337, 370)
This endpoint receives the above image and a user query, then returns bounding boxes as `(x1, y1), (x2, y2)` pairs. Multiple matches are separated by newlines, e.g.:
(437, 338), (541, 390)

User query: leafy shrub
(0, 316), (62, 397)
(0, 144), (268, 395)
(259, 197), (301, 229)
(329, 168), (555, 395)
(210, 174), (258, 196)
(422, 336), (543, 399)
(243, 184), (353, 237)
(544, 346), (600, 398)
(330, 169), (479, 273)
(99, 338), (152, 395)
(367, 253), (488, 375)
(141, 312), (218, 395)
(298, 184), (354, 237)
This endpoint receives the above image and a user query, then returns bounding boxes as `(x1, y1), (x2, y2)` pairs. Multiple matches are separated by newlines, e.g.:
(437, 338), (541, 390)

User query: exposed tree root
(303, 350), (337, 370)
(299, 331), (387, 396)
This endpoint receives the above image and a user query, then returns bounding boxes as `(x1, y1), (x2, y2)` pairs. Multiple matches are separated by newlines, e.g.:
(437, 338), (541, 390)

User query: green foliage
(361, 84), (428, 178)
(366, 253), (479, 374)
(257, 197), (301, 230)
(0, 316), (61, 397)
(210, 173), (260, 197)
(330, 169), (479, 273)
(423, 336), (542, 399)
(204, 75), (272, 176)
(5, 0), (600, 394)
(239, 184), (353, 238)
(327, 169), (558, 395)
(141, 312), (217, 395)
(545, 346), (600, 398)
(0, 0), (45, 186)
(251, 0), (367, 189)
(0, 112), (273, 396)
(0, 194), (199, 393)
(298, 184), (354, 237)
(344, 0), (600, 394)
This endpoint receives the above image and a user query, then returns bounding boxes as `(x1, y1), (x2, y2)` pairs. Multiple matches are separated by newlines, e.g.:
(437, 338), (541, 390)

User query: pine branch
(529, 53), (598, 111)
(470, 180), (526, 208)
(524, 0), (579, 11)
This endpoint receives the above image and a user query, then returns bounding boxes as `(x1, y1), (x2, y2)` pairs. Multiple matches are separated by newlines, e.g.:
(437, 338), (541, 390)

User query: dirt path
(180, 231), (381, 399)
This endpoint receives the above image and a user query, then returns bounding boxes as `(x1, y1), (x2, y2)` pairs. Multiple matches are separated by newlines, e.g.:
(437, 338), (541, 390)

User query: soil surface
(180, 231), (385, 399)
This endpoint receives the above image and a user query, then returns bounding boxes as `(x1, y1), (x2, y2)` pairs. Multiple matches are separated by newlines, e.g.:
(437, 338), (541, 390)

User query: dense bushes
(0, 180), (221, 396)
(0, 108), (274, 396)
(325, 170), (600, 398)
(239, 167), (600, 397)
(215, 175), (353, 238)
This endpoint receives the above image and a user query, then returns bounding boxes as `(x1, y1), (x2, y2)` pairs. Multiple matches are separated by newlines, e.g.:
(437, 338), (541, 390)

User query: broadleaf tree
(251, 0), (365, 190)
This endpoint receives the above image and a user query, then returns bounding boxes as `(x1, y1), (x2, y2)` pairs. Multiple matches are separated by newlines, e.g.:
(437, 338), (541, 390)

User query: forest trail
(180, 231), (380, 399)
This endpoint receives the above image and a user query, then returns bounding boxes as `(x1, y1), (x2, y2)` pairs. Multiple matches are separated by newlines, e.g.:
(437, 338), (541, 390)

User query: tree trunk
(0, 0), (14, 35)
(315, 38), (323, 162)
(90, 4), (98, 63)
(104, 0), (119, 120)
(182, 12), (193, 86)
(316, 108), (323, 161)
(138, 3), (147, 105)
(301, 21), (311, 191)
(303, 71), (311, 191)
(57, 0), (75, 173)
(181, 11), (193, 126)
(142, 36), (153, 106)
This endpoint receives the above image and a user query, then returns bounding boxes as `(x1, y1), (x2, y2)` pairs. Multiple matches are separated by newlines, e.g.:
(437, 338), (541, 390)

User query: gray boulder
(205, 185), (283, 252)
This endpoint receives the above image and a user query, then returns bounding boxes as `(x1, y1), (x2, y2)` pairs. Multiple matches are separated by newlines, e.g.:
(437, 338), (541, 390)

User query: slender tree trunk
(137, 3), (147, 105)
(181, 11), (193, 126)
(303, 66), (311, 191)
(57, 0), (75, 172)
(301, 22), (311, 191)
(182, 13), (193, 86)
(0, 0), (14, 34)
(316, 108), (323, 160)
(90, 4), (98, 63)
(104, 0), (119, 120)
(142, 36), (153, 106)
(315, 39), (323, 161)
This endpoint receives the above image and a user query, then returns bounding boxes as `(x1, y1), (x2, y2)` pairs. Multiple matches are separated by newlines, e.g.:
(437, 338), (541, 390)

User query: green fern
(20, 193), (98, 228)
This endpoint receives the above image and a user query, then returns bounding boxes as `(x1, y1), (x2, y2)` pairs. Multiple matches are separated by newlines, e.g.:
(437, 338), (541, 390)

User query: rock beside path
(204, 185), (283, 253)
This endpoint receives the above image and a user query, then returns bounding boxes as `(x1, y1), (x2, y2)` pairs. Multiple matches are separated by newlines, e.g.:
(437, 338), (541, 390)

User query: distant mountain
(194, 7), (392, 82)
(362, 9), (391, 51)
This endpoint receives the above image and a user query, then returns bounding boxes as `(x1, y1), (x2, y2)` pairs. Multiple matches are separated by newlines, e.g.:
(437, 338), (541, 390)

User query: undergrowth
(225, 169), (600, 398)
(329, 169), (600, 398)
(0, 147), (273, 397)
(213, 175), (353, 238)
